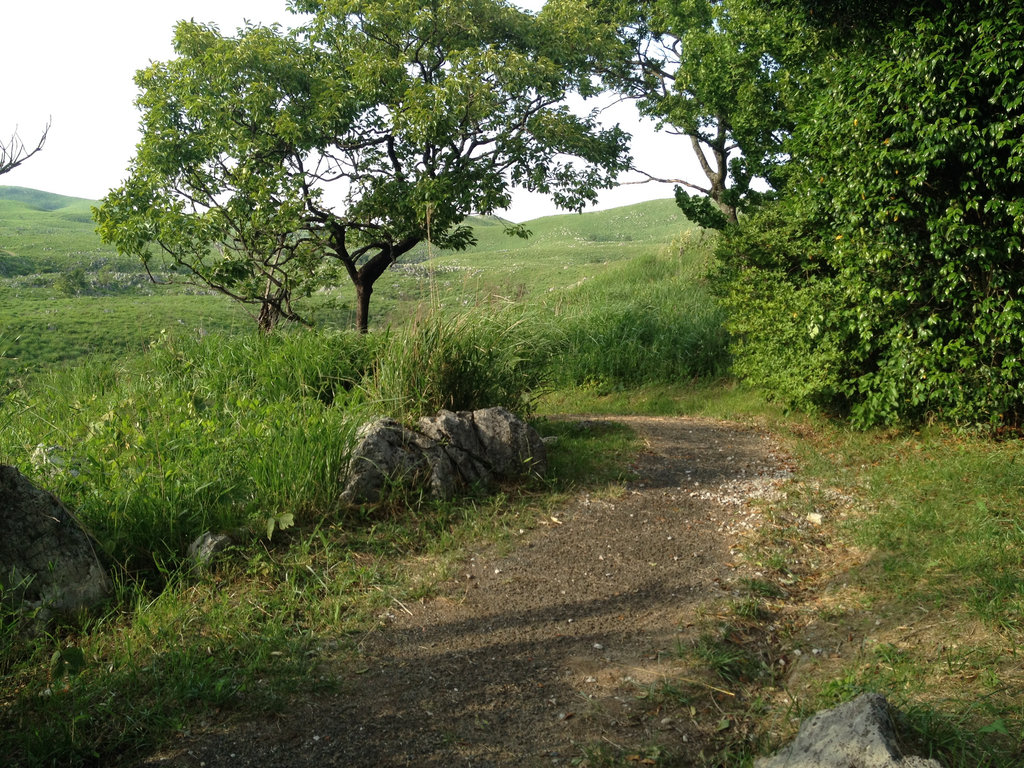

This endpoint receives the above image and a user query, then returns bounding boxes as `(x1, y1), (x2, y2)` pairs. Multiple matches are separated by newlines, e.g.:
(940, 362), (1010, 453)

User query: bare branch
(621, 168), (710, 195)
(0, 119), (51, 176)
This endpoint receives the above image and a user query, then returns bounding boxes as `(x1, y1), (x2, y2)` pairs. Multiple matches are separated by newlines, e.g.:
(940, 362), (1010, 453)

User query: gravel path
(143, 415), (792, 767)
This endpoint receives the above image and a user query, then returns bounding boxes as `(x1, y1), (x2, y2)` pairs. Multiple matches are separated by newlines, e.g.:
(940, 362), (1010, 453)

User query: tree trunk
(257, 301), (280, 333)
(355, 281), (371, 334)
(718, 200), (739, 226)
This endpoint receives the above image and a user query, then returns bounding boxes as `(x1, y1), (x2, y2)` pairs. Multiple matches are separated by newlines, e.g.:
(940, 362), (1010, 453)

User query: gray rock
(339, 419), (433, 505)
(187, 531), (235, 570)
(0, 465), (111, 625)
(341, 408), (546, 505)
(418, 408), (492, 486)
(756, 693), (943, 768)
(455, 406), (547, 478)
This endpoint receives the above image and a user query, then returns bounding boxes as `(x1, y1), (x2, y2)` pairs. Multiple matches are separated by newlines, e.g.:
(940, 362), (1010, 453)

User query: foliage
(52, 267), (88, 297)
(0, 331), (372, 575)
(367, 307), (550, 421)
(806, 0), (1024, 427)
(713, 0), (1024, 428)
(595, 0), (815, 226)
(95, 0), (630, 332)
(710, 198), (848, 414)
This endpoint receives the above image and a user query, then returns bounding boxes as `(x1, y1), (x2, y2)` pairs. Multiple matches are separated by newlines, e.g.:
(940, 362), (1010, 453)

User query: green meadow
(0, 186), (1022, 767)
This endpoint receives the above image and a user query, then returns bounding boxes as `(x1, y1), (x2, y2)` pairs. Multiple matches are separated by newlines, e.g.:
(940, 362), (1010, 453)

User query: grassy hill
(0, 187), (130, 276)
(0, 188), (690, 372)
(384, 198), (692, 313)
(0, 186), (87, 212)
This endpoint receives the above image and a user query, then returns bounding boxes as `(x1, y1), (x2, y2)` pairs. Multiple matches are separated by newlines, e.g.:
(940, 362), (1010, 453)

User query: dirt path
(143, 416), (793, 767)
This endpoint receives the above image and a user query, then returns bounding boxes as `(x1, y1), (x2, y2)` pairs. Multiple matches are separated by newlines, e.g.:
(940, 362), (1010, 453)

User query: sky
(0, 0), (695, 222)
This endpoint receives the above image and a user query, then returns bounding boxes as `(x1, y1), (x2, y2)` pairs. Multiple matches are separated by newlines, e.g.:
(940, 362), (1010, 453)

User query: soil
(141, 415), (794, 767)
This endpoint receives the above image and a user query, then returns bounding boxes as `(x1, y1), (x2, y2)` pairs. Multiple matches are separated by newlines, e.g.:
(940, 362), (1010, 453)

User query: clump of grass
(693, 631), (769, 686)
(368, 305), (552, 421)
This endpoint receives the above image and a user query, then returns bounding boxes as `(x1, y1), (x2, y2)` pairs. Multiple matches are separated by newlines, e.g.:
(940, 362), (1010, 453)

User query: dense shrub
(716, 0), (1024, 428)
(712, 203), (846, 413)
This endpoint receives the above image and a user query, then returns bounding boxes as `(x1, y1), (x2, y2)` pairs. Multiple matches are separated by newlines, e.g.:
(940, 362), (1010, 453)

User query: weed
(693, 633), (766, 686)
(739, 578), (785, 599)
(730, 598), (773, 622)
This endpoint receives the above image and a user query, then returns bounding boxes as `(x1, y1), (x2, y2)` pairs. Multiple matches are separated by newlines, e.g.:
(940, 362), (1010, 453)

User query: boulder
(756, 693), (943, 768)
(420, 407), (547, 479)
(0, 465), (111, 625)
(187, 531), (235, 571)
(341, 408), (546, 505)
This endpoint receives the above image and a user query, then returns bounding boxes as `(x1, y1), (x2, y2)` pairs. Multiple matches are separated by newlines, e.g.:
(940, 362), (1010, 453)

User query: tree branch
(0, 119), (51, 176)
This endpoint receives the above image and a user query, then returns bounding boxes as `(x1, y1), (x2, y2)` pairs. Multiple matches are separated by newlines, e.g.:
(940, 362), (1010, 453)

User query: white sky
(0, 0), (694, 222)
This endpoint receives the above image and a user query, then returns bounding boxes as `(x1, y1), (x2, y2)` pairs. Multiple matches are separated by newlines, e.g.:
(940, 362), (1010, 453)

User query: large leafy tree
(596, 0), (809, 228)
(96, 0), (629, 332)
(716, 0), (1024, 427)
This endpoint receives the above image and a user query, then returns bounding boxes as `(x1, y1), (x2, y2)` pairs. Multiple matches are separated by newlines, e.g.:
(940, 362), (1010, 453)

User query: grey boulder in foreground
(0, 464), (110, 626)
(756, 693), (942, 768)
(340, 407), (546, 505)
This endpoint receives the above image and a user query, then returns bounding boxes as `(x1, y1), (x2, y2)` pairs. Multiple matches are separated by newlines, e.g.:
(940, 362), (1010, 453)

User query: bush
(716, 0), (1024, 428)
(710, 199), (851, 413)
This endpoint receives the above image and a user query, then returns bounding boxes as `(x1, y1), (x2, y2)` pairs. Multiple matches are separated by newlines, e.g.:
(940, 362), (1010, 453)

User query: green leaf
(979, 719), (1009, 736)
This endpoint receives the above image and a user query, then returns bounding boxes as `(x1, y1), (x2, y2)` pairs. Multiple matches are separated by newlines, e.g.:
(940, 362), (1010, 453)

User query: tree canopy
(713, 0), (1024, 427)
(593, 0), (810, 228)
(95, 0), (629, 331)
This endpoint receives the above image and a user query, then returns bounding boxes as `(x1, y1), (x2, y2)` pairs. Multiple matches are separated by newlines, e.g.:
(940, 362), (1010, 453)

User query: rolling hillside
(0, 186), (691, 372)
(0, 187), (130, 276)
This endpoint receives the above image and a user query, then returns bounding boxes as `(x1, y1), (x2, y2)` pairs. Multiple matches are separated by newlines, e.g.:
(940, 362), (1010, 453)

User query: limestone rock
(341, 408), (546, 505)
(187, 531), (235, 571)
(756, 693), (943, 768)
(340, 419), (448, 505)
(0, 465), (111, 625)
(421, 407), (548, 479)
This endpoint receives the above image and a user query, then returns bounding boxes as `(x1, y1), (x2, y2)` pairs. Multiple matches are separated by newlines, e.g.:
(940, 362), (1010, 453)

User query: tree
(95, 0), (630, 332)
(715, 0), (1024, 427)
(1, 121), (50, 177)
(595, 0), (810, 228)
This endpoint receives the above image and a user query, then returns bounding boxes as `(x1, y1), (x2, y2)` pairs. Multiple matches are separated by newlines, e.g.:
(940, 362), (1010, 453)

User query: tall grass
(1, 330), (372, 576)
(541, 247), (729, 389)
(367, 305), (553, 421)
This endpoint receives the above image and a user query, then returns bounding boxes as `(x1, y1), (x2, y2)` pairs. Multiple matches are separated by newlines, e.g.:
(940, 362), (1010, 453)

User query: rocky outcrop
(756, 693), (943, 768)
(0, 465), (111, 625)
(340, 407), (546, 506)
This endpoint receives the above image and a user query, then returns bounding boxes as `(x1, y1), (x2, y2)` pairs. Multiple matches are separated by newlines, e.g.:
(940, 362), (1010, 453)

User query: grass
(0, 187), (130, 275)
(0, 294), (256, 373)
(0, 380), (643, 766)
(3, 187), (1023, 767)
